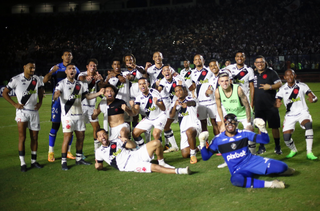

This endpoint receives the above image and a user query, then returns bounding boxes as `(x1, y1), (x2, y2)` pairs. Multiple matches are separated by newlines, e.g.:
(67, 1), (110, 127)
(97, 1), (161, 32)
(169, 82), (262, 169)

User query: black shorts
(254, 107), (280, 128)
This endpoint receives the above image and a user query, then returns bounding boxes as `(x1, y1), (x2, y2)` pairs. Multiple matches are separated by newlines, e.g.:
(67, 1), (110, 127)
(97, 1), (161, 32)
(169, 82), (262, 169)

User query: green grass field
(0, 83), (320, 211)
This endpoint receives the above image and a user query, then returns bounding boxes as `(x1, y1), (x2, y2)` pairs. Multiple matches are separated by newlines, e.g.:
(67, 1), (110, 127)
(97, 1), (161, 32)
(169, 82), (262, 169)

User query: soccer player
(146, 51), (166, 89)
(92, 84), (133, 140)
(180, 60), (192, 82)
(129, 78), (167, 147)
(189, 54), (214, 132)
(169, 85), (201, 164)
(43, 49), (80, 162)
(199, 114), (295, 189)
(275, 69), (318, 160)
(95, 129), (191, 174)
(78, 58), (104, 152)
(53, 63), (105, 171)
(122, 54), (151, 142)
(158, 65), (183, 153)
(228, 51), (255, 108)
(3, 59), (44, 172)
(253, 55), (282, 155)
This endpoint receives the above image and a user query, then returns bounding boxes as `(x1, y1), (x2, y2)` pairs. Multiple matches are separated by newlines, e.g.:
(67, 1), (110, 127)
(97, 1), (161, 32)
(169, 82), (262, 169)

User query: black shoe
(274, 146), (282, 155)
(21, 164), (27, 172)
(76, 159), (92, 165)
(257, 147), (266, 154)
(61, 162), (68, 171)
(31, 162), (43, 169)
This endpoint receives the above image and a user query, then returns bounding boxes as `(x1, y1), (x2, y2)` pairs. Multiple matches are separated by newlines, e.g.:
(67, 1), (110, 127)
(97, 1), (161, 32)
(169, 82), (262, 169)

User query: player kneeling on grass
(275, 69), (318, 160)
(95, 129), (190, 174)
(169, 85), (201, 164)
(199, 114), (295, 188)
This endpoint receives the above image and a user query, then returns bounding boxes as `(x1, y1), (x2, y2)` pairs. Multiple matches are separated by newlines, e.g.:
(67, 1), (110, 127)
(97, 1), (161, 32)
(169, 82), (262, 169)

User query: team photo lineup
(3, 48), (318, 189)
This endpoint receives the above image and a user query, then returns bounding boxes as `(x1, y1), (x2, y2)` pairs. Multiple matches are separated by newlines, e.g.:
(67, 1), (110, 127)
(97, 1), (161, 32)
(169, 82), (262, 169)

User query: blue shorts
(51, 98), (61, 123)
(233, 155), (272, 177)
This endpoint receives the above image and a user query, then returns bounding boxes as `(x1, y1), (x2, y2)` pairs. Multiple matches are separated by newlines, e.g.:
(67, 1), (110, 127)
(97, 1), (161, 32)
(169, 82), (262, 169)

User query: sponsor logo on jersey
(229, 138), (235, 142)
(226, 150), (246, 161)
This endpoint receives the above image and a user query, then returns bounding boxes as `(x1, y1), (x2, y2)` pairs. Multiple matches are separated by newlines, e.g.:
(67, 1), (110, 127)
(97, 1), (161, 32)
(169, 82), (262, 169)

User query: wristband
(269, 85), (272, 90)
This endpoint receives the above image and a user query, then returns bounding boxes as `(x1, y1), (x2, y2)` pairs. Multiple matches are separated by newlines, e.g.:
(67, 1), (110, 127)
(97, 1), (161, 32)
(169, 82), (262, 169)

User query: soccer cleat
(76, 159), (92, 165)
(274, 146), (282, 155)
(279, 167), (295, 176)
(307, 152), (318, 160)
(190, 155), (197, 164)
(217, 162), (228, 168)
(61, 162), (68, 171)
(48, 152), (55, 162)
(176, 166), (191, 175)
(31, 162), (43, 169)
(21, 164), (27, 172)
(164, 144), (170, 151)
(257, 147), (266, 155)
(67, 152), (76, 160)
(164, 147), (179, 153)
(270, 180), (285, 189)
(159, 162), (175, 169)
(216, 153), (222, 156)
(286, 150), (297, 158)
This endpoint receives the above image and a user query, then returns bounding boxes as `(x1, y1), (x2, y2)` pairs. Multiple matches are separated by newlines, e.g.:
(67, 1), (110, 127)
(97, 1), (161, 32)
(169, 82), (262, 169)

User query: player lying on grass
(199, 114), (295, 188)
(95, 128), (191, 174)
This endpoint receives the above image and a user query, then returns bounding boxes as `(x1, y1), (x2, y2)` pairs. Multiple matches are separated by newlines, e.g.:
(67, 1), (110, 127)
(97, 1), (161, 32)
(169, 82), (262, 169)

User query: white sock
(168, 136), (178, 149)
(144, 131), (151, 143)
(76, 153), (82, 162)
(19, 156), (26, 166)
(94, 139), (100, 152)
(49, 146), (54, 153)
(305, 129), (313, 154)
(31, 151), (37, 164)
(190, 149), (196, 156)
(264, 181), (273, 188)
(158, 159), (165, 165)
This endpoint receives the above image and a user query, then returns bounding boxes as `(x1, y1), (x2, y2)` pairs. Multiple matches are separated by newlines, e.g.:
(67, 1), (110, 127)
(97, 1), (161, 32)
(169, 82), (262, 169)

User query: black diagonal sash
(178, 106), (187, 126)
(196, 69), (208, 97)
(65, 81), (81, 114)
(286, 86), (300, 113)
(21, 78), (37, 105)
(144, 95), (153, 117)
(151, 71), (164, 89)
(169, 81), (177, 100)
(109, 143), (119, 170)
(234, 69), (248, 81)
(184, 70), (192, 79)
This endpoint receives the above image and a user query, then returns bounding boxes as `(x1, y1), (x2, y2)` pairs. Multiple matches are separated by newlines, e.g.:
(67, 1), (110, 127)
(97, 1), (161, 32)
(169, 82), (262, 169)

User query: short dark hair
(23, 58), (35, 66)
(235, 51), (245, 57)
(209, 59), (218, 64)
(104, 84), (118, 96)
(62, 49), (72, 55)
(174, 85), (187, 92)
(111, 57), (121, 64)
(96, 128), (108, 137)
(255, 55), (265, 61)
(87, 58), (98, 66)
(66, 62), (76, 68)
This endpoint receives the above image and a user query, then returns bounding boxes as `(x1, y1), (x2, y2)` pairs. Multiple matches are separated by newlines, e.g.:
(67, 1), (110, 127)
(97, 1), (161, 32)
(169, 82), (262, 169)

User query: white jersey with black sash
(276, 81), (311, 116)
(55, 78), (88, 120)
(6, 73), (44, 111)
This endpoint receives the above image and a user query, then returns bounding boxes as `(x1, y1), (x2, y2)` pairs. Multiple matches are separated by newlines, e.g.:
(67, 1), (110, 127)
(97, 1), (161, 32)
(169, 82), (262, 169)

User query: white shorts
(198, 103), (217, 120)
(180, 126), (201, 150)
(15, 109), (40, 131)
(283, 111), (312, 132)
(61, 116), (86, 133)
(135, 112), (167, 131)
(109, 122), (130, 141)
(83, 105), (99, 124)
(123, 144), (152, 173)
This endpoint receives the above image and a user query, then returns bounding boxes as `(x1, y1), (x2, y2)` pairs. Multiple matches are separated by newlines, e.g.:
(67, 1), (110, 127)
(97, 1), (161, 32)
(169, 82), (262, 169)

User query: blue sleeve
(255, 132), (270, 144)
(201, 137), (219, 161)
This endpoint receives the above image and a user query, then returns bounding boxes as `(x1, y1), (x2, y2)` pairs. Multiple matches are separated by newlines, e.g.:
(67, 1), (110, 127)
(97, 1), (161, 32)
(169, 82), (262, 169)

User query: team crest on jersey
(231, 143), (237, 150)
(262, 74), (267, 79)
(240, 71), (245, 77)
(293, 88), (299, 94)
(32, 80), (36, 86)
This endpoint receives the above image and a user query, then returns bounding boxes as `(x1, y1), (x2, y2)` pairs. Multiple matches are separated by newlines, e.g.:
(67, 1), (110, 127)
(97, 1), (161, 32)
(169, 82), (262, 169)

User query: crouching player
(169, 85), (201, 164)
(199, 114), (295, 188)
(95, 128), (191, 174)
